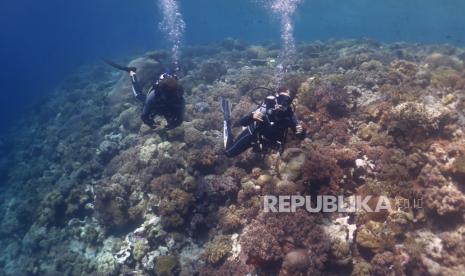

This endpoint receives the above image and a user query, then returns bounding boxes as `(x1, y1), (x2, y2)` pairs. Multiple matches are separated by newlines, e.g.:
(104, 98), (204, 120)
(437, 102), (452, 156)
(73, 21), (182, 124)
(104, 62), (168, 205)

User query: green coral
(203, 235), (232, 265)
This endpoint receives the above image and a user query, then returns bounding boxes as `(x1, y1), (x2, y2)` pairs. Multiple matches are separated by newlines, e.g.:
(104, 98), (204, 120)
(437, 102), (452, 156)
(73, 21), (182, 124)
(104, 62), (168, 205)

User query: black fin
(102, 58), (137, 72)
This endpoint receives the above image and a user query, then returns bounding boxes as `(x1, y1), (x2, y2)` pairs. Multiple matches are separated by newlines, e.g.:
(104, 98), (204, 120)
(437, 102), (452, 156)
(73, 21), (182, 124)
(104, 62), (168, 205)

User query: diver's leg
(225, 129), (254, 158)
(165, 99), (185, 129)
(130, 74), (146, 102)
(141, 92), (157, 128)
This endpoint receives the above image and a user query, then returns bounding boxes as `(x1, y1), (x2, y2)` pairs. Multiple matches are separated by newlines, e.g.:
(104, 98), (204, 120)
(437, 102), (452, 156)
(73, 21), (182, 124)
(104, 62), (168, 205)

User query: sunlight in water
(159, 0), (186, 67)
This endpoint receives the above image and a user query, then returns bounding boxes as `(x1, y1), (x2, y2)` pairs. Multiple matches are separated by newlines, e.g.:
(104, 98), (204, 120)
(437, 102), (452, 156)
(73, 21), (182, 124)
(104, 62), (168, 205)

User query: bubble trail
(262, 0), (303, 84)
(159, 0), (185, 67)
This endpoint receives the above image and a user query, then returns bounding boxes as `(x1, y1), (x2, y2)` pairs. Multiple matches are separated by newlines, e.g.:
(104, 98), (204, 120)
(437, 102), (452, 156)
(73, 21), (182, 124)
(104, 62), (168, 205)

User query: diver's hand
(252, 111), (264, 122)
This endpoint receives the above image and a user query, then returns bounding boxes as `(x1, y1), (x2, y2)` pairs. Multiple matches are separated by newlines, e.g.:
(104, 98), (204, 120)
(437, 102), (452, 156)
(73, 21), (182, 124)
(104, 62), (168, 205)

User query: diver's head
(156, 72), (178, 92)
(275, 89), (292, 114)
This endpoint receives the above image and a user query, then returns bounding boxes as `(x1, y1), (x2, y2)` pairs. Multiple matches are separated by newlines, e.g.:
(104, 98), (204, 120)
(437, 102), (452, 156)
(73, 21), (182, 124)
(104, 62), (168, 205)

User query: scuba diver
(128, 69), (184, 129)
(103, 59), (184, 129)
(220, 88), (305, 158)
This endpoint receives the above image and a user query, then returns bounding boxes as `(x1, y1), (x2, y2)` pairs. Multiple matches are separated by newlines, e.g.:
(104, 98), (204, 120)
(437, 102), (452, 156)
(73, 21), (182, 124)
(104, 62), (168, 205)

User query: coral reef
(1, 40), (465, 275)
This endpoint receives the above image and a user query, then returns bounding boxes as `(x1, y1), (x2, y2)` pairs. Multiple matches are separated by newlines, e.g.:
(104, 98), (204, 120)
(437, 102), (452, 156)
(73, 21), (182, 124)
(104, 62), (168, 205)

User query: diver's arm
(237, 112), (255, 127)
(237, 107), (266, 126)
(129, 71), (146, 102)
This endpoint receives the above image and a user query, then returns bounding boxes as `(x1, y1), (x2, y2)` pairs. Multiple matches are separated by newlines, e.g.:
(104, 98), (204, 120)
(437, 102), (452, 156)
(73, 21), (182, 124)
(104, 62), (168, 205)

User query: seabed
(1, 39), (465, 275)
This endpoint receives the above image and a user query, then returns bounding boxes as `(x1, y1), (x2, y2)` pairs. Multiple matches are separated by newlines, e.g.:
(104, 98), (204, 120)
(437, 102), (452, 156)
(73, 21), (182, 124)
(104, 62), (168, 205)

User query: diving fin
(220, 97), (232, 148)
(103, 59), (137, 73)
(220, 96), (231, 122)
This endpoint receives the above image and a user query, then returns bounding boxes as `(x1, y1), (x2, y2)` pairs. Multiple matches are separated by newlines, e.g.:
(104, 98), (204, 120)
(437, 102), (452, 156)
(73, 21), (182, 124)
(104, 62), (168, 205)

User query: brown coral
(240, 210), (330, 275)
(159, 188), (193, 229)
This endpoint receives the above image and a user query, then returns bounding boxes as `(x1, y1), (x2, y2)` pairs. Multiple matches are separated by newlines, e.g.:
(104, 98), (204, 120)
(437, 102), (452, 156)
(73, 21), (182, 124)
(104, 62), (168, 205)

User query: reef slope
(1, 39), (465, 275)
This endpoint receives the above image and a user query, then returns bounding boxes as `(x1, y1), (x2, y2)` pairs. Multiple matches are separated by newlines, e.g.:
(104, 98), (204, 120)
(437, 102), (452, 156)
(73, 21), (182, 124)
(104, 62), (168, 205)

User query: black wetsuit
(225, 105), (301, 157)
(130, 74), (184, 129)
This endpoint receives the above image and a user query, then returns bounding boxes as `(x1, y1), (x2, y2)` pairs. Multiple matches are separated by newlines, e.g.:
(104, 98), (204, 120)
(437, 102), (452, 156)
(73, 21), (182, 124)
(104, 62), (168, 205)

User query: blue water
(1, 0), (465, 133)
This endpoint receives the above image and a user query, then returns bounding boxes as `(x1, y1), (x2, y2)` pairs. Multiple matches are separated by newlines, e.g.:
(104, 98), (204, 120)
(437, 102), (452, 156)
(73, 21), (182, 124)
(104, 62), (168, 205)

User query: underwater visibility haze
(1, 0), (465, 275)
